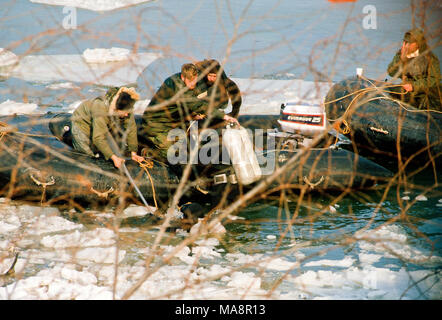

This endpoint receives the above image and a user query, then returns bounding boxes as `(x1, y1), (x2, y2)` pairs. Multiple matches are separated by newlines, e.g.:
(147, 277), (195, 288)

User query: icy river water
(0, 0), (441, 300)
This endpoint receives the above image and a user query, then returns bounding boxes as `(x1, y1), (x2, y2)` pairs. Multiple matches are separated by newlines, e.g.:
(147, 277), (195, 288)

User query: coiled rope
(325, 78), (441, 143)
(303, 175), (324, 189)
(135, 158), (158, 209)
(89, 186), (114, 199)
(0, 121), (10, 142)
(28, 169), (55, 204)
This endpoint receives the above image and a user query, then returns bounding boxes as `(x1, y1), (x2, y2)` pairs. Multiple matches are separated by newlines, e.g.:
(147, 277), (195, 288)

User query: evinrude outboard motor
(270, 102), (328, 149)
(278, 102), (327, 136)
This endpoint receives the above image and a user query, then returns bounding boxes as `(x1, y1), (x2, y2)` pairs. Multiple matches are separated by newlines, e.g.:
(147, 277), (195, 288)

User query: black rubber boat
(0, 112), (393, 210)
(0, 113), (180, 209)
(324, 76), (442, 169)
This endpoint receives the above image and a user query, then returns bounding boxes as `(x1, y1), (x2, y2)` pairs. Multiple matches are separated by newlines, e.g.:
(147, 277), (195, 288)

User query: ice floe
(7, 51), (161, 87)
(304, 257), (355, 268)
(0, 100), (39, 115)
(83, 47), (130, 63)
(234, 78), (332, 115)
(29, 0), (153, 12)
(0, 49), (19, 67)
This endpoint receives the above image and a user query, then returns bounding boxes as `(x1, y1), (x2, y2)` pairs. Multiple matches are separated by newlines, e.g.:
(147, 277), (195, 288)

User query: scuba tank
(222, 124), (262, 185)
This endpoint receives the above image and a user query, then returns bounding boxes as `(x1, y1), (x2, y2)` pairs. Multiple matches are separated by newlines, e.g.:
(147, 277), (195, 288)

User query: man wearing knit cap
(387, 28), (441, 111)
(71, 86), (144, 168)
(195, 59), (242, 123)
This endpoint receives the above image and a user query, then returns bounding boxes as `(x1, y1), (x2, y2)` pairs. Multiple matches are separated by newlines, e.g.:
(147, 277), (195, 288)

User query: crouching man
(71, 86), (144, 168)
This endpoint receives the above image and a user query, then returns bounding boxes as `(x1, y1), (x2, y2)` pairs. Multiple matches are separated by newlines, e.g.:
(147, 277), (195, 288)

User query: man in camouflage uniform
(141, 63), (237, 162)
(387, 28), (441, 111)
(71, 86), (144, 168)
(195, 59), (242, 121)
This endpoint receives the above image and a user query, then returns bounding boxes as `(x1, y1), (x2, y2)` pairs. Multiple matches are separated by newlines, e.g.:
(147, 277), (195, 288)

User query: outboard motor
(278, 102), (327, 136)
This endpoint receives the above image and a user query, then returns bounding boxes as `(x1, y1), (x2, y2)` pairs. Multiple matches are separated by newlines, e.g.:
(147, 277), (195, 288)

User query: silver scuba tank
(222, 124), (262, 185)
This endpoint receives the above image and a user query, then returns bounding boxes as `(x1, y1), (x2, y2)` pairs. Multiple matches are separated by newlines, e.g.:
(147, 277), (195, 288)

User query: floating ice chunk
(192, 245), (221, 259)
(225, 252), (264, 266)
(358, 253), (382, 265)
(304, 257), (355, 268)
(29, 0), (154, 12)
(0, 48), (19, 67)
(234, 78), (332, 115)
(227, 271), (261, 290)
(61, 267), (98, 286)
(82, 47), (130, 63)
(0, 100), (39, 115)
(226, 214), (245, 221)
(195, 238), (219, 247)
(46, 82), (80, 90)
(0, 221), (20, 234)
(9, 52), (161, 87)
(76, 247), (126, 264)
(266, 234), (276, 240)
(122, 204), (155, 218)
(41, 228), (116, 248)
(161, 245), (193, 264)
(197, 264), (232, 279)
(28, 215), (82, 235)
(415, 194), (427, 201)
(0, 48), (19, 77)
(259, 257), (298, 271)
(190, 218), (226, 236)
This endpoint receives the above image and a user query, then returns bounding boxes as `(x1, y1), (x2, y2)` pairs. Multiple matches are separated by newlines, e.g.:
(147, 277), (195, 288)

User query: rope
(195, 185), (209, 195)
(89, 186), (114, 199)
(325, 79), (441, 122)
(326, 78), (441, 139)
(303, 175), (324, 189)
(136, 159), (158, 209)
(29, 171), (55, 204)
(369, 126), (389, 135)
(0, 121), (10, 142)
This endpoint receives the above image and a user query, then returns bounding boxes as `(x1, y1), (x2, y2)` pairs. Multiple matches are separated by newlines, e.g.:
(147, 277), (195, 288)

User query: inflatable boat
(324, 76), (442, 168)
(0, 113), (181, 209)
(0, 112), (393, 209)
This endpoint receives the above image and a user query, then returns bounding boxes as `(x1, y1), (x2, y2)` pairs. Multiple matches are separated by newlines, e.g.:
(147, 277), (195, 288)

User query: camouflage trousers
(146, 133), (176, 162)
(71, 122), (96, 157)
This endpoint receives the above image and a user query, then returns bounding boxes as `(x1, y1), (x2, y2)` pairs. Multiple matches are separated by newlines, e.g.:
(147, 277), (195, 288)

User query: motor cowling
(278, 102), (327, 136)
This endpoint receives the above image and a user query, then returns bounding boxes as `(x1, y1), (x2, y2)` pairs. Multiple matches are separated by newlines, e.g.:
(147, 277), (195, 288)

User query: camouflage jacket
(72, 96), (138, 160)
(141, 72), (225, 137)
(195, 60), (242, 118)
(387, 28), (441, 110)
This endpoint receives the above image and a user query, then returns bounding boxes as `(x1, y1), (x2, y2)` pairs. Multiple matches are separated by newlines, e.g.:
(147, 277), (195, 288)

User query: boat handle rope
(0, 121), (11, 142)
(369, 126), (389, 135)
(303, 175), (324, 189)
(89, 186), (114, 199)
(29, 172), (55, 204)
